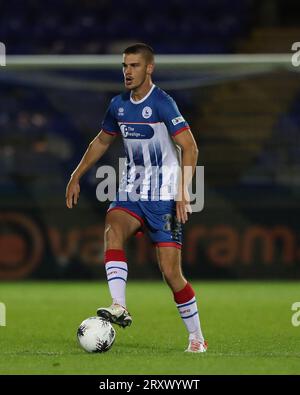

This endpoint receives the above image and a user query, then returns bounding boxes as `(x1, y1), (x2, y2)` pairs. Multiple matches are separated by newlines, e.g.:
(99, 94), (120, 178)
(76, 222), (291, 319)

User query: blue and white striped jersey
(102, 85), (189, 200)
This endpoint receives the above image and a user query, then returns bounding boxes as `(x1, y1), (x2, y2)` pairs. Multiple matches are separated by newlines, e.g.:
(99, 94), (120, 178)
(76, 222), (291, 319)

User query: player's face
(122, 53), (152, 90)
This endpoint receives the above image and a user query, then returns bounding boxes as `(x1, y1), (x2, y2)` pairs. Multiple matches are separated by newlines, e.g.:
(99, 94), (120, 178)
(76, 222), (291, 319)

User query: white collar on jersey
(130, 84), (156, 105)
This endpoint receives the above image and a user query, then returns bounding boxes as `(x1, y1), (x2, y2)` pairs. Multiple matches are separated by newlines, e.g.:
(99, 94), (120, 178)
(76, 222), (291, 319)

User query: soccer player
(66, 43), (207, 353)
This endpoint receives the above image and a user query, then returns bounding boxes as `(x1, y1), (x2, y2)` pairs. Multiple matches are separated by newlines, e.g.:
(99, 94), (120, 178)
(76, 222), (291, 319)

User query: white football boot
(185, 339), (208, 353)
(97, 303), (132, 328)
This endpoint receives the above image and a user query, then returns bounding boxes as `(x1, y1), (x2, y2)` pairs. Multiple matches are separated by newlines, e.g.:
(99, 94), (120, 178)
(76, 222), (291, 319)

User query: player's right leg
(97, 208), (143, 328)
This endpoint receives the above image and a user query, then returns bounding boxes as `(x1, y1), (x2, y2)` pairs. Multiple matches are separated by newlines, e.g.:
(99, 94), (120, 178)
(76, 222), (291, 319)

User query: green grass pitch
(0, 281), (299, 375)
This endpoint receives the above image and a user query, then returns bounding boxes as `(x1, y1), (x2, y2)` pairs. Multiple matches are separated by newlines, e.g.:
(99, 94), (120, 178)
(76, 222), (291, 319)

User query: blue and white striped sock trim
(107, 277), (127, 283)
(176, 296), (196, 309)
(181, 311), (199, 319)
(177, 297), (198, 319)
(106, 266), (128, 273)
(106, 261), (128, 283)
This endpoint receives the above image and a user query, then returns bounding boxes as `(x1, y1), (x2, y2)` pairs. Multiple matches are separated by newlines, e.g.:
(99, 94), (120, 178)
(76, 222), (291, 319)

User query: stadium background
(1, 0), (300, 281)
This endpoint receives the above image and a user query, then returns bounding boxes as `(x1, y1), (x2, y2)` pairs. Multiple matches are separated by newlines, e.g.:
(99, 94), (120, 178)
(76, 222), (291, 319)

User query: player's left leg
(156, 246), (207, 353)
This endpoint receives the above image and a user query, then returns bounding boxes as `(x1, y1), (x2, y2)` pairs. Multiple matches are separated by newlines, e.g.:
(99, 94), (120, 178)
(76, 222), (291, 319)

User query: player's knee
(161, 265), (181, 282)
(104, 224), (123, 249)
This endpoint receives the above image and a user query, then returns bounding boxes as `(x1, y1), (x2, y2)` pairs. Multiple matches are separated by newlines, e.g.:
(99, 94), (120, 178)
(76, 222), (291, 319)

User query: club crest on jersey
(142, 106), (152, 119)
(118, 107), (124, 116)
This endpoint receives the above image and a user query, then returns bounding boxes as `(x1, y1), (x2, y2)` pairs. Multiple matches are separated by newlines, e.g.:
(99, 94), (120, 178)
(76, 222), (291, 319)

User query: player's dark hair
(123, 43), (155, 64)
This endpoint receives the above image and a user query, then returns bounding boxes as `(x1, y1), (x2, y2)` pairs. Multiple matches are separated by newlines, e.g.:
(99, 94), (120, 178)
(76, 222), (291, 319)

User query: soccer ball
(77, 316), (116, 353)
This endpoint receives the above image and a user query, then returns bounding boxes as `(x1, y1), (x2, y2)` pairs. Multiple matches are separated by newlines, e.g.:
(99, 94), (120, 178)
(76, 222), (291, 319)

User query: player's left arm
(173, 129), (199, 224)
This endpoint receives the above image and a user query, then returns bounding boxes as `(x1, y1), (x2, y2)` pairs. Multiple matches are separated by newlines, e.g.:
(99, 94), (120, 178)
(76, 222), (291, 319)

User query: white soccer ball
(77, 317), (116, 353)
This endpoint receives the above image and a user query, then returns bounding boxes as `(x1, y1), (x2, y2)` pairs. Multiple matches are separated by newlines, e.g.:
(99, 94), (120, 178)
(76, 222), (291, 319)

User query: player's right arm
(66, 130), (116, 209)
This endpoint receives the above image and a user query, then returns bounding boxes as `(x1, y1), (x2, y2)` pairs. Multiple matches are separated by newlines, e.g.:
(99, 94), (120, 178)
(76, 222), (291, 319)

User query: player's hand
(66, 176), (80, 209)
(176, 189), (192, 224)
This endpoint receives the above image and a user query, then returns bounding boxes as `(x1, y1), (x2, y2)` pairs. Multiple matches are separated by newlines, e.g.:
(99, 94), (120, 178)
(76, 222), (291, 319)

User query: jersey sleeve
(101, 98), (120, 135)
(159, 95), (190, 137)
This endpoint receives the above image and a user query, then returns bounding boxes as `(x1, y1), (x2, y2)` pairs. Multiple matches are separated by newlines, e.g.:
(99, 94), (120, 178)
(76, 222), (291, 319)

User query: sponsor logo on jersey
(142, 106), (152, 119)
(119, 124), (154, 139)
(171, 116), (184, 126)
